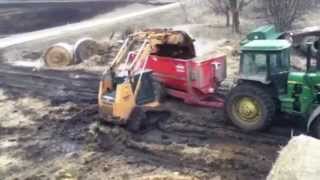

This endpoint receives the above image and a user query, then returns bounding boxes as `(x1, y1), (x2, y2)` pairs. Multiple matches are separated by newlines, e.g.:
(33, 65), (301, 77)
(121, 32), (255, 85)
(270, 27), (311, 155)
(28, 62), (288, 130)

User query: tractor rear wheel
(311, 117), (320, 139)
(226, 84), (275, 131)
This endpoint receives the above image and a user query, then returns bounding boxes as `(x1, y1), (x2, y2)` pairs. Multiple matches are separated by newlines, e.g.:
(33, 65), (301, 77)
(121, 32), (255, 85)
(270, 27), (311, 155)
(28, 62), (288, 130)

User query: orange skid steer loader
(98, 33), (168, 132)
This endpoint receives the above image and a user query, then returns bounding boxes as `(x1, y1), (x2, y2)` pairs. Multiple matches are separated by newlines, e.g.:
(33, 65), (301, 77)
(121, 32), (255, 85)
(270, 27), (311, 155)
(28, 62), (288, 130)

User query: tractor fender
(307, 106), (320, 132)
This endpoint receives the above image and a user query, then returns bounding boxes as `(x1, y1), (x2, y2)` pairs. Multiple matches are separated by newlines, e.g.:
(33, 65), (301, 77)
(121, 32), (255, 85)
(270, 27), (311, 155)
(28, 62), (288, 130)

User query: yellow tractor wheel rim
(233, 97), (261, 123)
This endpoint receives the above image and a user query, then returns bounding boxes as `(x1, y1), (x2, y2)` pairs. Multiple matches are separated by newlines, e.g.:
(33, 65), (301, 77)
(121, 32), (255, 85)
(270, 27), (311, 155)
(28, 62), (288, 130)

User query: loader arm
(98, 36), (153, 122)
(99, 28), (195, 125)
(288, 26), (320, 45)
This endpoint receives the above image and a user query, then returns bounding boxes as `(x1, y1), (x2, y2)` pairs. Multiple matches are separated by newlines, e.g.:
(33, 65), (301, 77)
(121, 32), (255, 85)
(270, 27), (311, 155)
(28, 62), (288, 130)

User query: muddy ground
(0, 34), (293, 179)
(1, 1), (314, 179)
(0, 36), (293, 180)
(0, 87), (292, 180)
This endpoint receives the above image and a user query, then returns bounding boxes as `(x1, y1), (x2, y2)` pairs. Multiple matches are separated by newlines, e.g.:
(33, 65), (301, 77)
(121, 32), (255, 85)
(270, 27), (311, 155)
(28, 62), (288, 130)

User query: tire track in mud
(158, 118), (289, 146)
(2, 100), (287, 179)
(95, 108), (289, 179)
(0, 64), (100, 104)
(49, 98), (289, 179)
(126, 139), (270, 178)
(122, 129), (279, 179)
(0, 69), (289, 179)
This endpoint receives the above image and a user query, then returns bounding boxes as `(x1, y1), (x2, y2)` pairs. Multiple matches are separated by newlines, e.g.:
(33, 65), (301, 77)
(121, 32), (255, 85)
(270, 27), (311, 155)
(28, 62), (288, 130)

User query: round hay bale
(74, 37), (99, 63)
(43, 43), (74, 68)
(267, 135), (320, 180)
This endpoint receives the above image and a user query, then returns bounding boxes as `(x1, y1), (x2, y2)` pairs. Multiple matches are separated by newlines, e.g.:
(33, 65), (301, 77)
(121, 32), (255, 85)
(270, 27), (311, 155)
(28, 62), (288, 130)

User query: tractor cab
(225, 40), (293, 132)
(227, 39), (320, 137)
(239, 40), (291, 95)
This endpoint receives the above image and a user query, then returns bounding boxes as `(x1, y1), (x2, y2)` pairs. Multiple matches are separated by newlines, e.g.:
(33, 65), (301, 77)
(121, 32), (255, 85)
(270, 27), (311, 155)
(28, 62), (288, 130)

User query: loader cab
(239, 40), (291, 95)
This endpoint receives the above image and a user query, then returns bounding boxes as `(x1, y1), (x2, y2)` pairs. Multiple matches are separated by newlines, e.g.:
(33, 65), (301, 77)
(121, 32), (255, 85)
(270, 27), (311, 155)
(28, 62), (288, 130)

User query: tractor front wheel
(226, 84), (275, 131)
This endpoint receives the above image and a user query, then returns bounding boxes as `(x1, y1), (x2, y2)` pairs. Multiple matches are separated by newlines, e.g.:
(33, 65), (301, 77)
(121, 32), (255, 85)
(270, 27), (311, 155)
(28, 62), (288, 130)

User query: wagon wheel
(153, 80), (167, 102)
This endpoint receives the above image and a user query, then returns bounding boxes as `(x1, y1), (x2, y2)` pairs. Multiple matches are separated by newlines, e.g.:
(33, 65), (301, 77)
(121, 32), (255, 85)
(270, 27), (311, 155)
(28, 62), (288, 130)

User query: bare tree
(204, 0), (253, 33)
(205, 0), (231, 27)
(179, 0), (253, 33)
(178, 0), (194, 23)
(264, 0), (320, 31)
(265, 0), (301, 31)
(232, 0), (254, 33)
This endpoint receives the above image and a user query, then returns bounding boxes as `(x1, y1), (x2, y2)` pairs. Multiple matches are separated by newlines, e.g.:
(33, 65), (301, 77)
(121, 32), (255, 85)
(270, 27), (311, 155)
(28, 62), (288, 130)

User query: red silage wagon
(128, 29), (227, 108)
(145, 54), (226, 108)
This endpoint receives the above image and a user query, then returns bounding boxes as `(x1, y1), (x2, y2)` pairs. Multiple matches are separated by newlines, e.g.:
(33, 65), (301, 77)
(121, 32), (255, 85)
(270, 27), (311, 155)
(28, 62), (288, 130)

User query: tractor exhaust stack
(307, 42), (312, 72)
(316, 39), (320, 70)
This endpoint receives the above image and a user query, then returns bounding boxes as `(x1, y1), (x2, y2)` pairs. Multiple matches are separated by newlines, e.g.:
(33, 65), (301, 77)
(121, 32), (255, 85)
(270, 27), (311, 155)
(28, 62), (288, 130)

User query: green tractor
(226, 39), (320, 137)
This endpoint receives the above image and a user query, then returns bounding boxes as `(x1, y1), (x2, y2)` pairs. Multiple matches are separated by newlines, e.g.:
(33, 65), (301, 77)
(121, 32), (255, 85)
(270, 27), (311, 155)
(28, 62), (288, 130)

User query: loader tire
(226, 84), (275, 131)
(127, 107), (146, 132)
